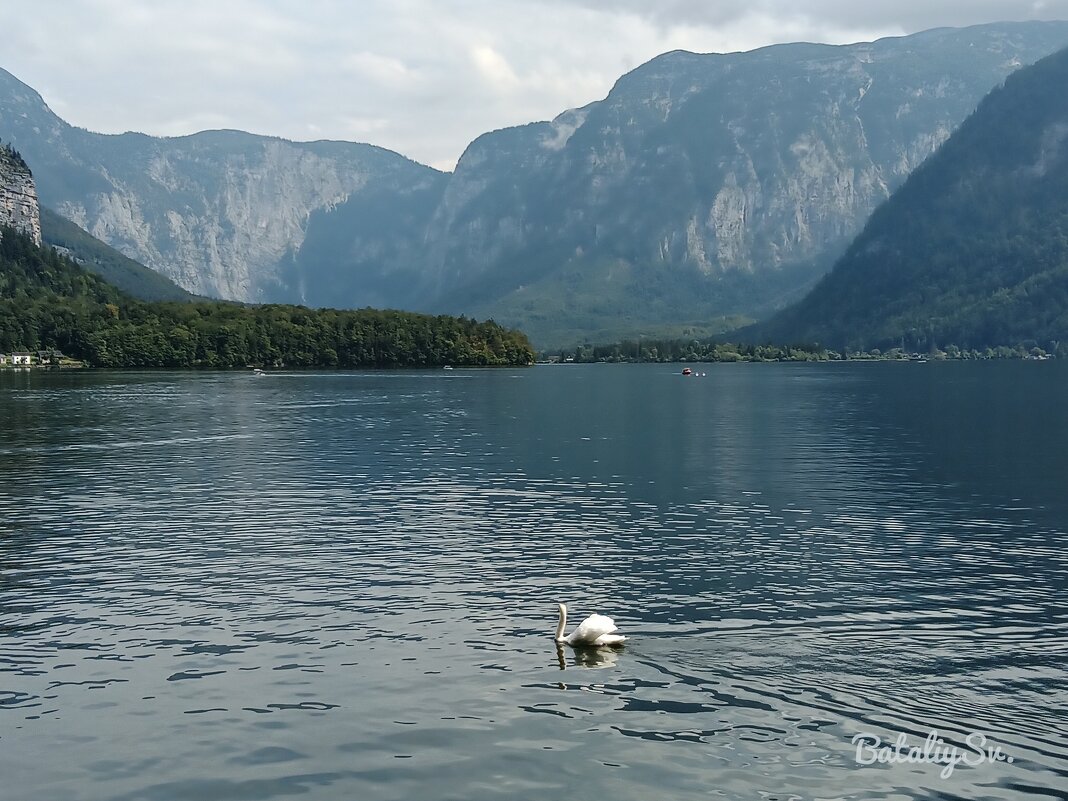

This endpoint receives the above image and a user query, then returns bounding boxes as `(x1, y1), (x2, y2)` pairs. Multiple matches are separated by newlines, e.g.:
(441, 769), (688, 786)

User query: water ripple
(1, 365), (1066, 800)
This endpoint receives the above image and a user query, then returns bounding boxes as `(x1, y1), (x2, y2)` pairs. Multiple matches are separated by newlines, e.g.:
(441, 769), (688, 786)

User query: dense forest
(0, 227), (535, 368)
(756, 46), (1068, 353)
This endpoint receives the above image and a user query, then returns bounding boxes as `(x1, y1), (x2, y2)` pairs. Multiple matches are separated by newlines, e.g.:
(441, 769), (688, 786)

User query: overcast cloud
(1, 0), (1064, 170)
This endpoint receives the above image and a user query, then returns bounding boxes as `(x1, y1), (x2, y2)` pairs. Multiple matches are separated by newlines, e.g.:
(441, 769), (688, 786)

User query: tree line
(0, 227), (535, 368)
(556, 337), (1059, 363)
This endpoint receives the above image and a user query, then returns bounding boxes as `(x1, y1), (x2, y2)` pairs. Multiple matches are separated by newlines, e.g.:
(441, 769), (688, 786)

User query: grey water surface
(1, 362), (1066, 800)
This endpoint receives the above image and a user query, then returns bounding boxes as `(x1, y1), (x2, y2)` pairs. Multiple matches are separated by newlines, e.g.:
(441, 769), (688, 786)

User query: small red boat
(682, 368), (692, 376)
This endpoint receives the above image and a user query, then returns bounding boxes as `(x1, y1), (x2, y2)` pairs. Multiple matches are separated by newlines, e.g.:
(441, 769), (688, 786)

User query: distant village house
(3, 350), (65, 366)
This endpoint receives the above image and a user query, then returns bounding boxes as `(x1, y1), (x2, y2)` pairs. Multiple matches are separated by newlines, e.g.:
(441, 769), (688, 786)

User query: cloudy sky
(2, 1), (1064, 170)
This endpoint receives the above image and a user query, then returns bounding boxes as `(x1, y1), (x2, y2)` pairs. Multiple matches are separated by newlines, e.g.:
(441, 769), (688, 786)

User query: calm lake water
(1, 363), (1066, 800)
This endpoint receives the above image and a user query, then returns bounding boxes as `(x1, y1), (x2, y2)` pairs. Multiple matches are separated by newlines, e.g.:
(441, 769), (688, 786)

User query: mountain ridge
(417, 21), (1068, 344)
(4, 21), (1068, 347)
(0, 65), (447, 304)
(754, 43), (1068, 351)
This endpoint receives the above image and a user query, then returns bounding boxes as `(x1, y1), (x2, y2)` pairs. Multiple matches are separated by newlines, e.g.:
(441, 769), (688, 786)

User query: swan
(554, 603), (626, 646)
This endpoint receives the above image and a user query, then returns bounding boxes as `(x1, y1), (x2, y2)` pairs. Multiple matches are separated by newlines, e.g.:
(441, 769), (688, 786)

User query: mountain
(2, 143), (196, 301)
(428, 22), (1068, 345)
(0, 154), (531, 367)
(754, 46), (1068, 353)
(39, 207), (196, 302)
(0, 68), (446, 305)
(3, 21), (1068, 347)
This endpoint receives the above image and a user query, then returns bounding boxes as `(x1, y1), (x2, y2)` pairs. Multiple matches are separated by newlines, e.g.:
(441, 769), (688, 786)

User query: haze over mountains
(3, 21), (1068, 346)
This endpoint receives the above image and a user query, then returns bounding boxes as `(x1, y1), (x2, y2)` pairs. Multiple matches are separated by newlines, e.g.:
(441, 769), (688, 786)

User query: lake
(1, 362), (1066, 800)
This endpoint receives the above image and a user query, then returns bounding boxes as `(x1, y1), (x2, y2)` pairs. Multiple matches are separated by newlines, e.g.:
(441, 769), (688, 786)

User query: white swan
(554, 603), (626, 646)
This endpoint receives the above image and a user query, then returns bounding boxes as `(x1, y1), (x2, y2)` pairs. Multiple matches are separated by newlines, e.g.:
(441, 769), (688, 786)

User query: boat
(682, 368), (692, 376)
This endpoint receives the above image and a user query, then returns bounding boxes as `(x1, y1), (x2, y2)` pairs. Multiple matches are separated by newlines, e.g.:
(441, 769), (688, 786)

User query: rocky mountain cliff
(0, 140), (196, 300)
(755, 45), (1068, 352)
(3, 21), (1068, 346)
(0, 142), (41, 244)
(0, 69), (445, 304)
(425, 22), (1068, 344)
(40, 207), (196, 302)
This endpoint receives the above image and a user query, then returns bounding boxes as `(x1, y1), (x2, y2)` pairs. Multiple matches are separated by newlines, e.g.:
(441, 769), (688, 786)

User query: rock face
(2, 22), (1068, 345)
(48, 135), (446, 304)
(423, 22), (1068, 343)
(0, 144), (41, 244)
(758, 45), (1068, 351)
(0, 70), (446, 303)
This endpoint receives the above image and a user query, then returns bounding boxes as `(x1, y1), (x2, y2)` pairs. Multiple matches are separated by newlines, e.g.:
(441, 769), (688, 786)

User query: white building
(11, 352), (32, 365)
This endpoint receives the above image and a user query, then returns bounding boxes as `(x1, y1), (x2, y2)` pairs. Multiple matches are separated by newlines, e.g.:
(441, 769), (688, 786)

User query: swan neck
(554, 604), (567, 642)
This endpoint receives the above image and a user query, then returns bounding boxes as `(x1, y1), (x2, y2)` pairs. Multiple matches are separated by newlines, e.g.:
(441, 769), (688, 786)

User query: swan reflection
(555, 642), (621, 670)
